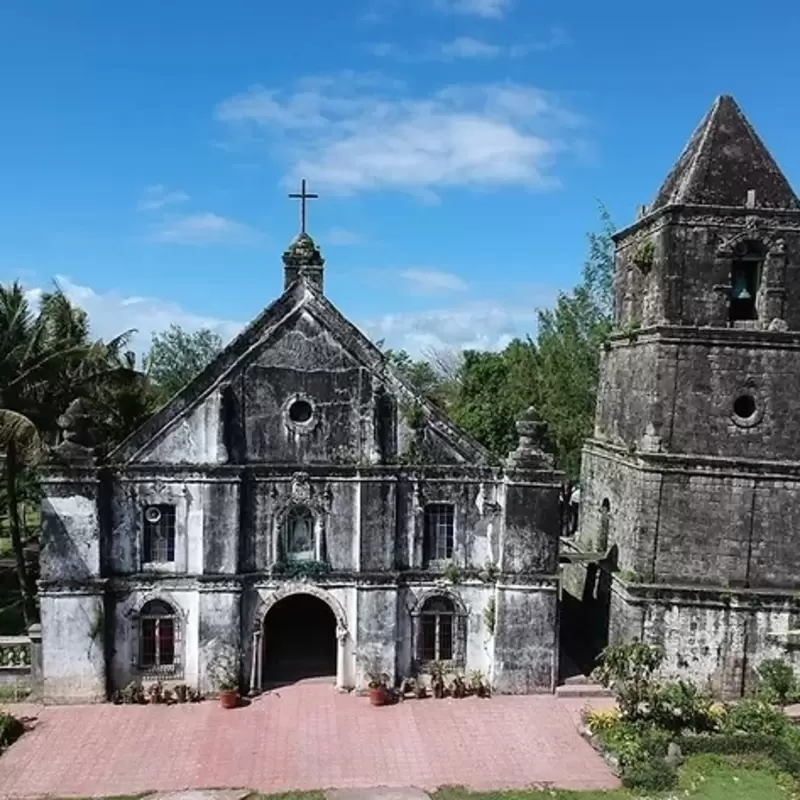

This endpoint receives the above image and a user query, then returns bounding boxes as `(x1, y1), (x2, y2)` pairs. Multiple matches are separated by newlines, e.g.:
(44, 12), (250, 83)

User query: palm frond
(0, 409), (42, 465)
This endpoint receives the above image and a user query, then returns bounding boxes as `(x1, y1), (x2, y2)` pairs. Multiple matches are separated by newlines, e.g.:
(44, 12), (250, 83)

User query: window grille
(138, 599), (181, 676)
(423, 504), (454, 564)
(143, 504), (176, 563)
(419, 596), (455, 662)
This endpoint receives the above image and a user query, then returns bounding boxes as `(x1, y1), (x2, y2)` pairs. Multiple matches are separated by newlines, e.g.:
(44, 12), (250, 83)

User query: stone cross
(289, 179), (319, 234)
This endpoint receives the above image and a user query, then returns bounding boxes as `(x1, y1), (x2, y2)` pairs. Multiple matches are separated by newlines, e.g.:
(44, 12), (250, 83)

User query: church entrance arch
(251, 584), (350, 692)
(263, 594), (336, 685)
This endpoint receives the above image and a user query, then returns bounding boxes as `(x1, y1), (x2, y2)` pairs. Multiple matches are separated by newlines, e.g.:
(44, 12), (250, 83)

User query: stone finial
(504, 406), (554, 470)
(282, 233), (325, 292)
(282, 232), (325, 268)
(53, 398), (96, 463)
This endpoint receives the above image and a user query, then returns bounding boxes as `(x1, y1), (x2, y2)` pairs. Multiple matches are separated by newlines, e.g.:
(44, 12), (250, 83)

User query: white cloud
(362, 302), (540, 355)
(22, 276), (243, 357)
(12, 275), (551, 362)
(148, 212), (262, 245)
(435, 0), (513, 19)
(215, 75), (582, 197)
(397, 269), (468, 294)
(369, 30), (568, 62)
(439, 37), (502, 59)
(137, 185), (189, 212)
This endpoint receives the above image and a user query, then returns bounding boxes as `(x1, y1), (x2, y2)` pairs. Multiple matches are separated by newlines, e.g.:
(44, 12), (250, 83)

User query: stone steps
(555, 682), (614, 699)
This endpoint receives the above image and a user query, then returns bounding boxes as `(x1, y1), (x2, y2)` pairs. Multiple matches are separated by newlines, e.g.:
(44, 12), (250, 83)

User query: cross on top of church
(288, 179), (319, 234)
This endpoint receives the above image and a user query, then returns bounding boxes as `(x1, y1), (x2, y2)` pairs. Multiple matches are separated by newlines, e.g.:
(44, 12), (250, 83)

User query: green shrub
(620, 756), (678, 791)
(720, 699), (790, 737)
(0, 712), (23, 749)
(756, 659), (798, 707)
(596, 720), (670, 767)
(651, 679), (719, 734)
(591, 642), (663, 721)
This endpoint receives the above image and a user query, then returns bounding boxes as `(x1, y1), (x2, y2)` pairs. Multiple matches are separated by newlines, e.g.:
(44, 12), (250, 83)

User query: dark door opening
(262, 593), (336, 686)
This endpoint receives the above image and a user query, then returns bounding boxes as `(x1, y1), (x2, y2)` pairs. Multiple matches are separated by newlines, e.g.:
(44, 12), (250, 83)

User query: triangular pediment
(111, 278), (489, 466)
(650, 95), (800, 212)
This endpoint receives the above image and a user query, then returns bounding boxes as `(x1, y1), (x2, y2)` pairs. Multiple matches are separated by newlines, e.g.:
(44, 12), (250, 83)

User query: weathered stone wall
(577, 446), (657, 577)
(40, 475), (102, 583)
(579, 444), (800, 589)
(609, 579), (800, 698)
(198, 588), (242, 696)
(40, 590), (106, 703)
(493, 583), (558, 693)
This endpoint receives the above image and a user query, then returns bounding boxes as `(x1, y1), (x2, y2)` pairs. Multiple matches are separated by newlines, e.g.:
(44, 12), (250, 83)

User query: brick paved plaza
(0, 682), (617, 798)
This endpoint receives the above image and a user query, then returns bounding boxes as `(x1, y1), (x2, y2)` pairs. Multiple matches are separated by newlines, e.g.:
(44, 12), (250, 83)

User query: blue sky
(2, 0), (799, 356)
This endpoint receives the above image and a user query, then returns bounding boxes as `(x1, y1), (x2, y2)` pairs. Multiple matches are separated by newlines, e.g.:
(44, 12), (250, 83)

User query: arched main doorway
(262, 593), (337, 686)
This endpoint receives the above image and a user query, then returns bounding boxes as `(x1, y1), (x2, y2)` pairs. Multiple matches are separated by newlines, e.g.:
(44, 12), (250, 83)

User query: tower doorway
(262, 593), (337, 686)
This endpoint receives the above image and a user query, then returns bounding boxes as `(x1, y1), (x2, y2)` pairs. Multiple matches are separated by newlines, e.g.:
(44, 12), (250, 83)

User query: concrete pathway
(0, 683), (617, 798)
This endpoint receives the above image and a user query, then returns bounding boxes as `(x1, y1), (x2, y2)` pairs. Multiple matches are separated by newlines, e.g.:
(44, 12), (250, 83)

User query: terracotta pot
(369, 686), (388, 706)
(219, 689), (238, 709)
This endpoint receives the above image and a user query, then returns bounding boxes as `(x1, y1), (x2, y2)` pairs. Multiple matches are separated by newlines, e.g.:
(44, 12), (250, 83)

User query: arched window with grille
(420, 596), (454, 661)
(283, 505), (316, 562)
(412, 593), (467, 667)
(137, 599), (180, 675)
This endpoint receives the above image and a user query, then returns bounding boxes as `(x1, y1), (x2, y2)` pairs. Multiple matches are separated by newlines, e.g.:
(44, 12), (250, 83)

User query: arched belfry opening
(262, 593), (337, 686)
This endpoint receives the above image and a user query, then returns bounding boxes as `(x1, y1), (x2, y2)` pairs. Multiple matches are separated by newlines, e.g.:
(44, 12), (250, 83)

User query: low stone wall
(0, 624), (42, 700)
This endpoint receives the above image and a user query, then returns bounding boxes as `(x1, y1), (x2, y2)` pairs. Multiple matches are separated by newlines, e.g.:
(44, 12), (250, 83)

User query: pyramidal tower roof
(650, 95), (800, 212)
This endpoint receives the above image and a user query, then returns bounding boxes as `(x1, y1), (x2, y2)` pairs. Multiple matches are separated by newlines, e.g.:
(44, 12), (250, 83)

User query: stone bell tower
(576, 95), (800, 696)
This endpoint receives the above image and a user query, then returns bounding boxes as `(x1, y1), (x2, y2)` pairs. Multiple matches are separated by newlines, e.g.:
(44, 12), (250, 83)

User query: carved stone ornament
(282, 232), (325, 268)
(291, 472), (312, 503)
(505, 406), (554, 470)
(52, 398), (97, 462)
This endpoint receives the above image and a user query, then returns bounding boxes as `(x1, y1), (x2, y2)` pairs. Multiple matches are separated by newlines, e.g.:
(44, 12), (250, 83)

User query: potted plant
(210, 645), (240, 709)
(367, 670), (390, 706)
(427, 661), (447, 699)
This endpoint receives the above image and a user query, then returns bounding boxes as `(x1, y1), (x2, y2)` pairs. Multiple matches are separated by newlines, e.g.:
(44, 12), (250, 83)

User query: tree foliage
(377, 205), (615, 472)
(145, 324), (223, 404)
(0, 282), (159, 626)
(530, 204), (614, 476)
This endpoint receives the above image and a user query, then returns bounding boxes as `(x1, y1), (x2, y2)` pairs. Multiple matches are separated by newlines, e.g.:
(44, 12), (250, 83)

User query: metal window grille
(423, 504), (454, 563)
(419, 596), (455, 662)
(138, 600), (178, 673)
(284, 506), (315, 562)
(143, 505), (176, 563)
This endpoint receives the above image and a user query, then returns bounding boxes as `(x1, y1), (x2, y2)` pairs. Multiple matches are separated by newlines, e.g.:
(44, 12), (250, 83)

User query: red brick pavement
(0, 683), (618, 798)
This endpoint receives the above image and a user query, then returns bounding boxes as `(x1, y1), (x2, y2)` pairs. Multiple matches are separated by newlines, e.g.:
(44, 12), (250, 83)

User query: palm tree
(0, 282), (162, 628)
(0, 283), (77, 626)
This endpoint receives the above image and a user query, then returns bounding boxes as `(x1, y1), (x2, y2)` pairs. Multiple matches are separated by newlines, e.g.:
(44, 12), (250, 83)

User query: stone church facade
(574, 95), (800, 696)
(37, 230), (563, 702)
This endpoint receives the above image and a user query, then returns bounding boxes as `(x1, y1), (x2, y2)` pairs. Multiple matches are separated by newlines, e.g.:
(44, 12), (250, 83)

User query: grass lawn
(51, 758), (797, 799)
(430, 754), (796, 799)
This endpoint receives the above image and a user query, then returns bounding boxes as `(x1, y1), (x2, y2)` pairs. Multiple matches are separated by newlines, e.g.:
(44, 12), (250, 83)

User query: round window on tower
(733, 394), (756, 420)
(731, 391), (762, 428)
(289, 399), (313, 424)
